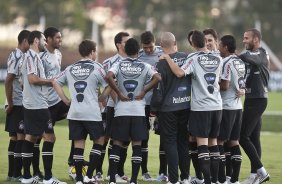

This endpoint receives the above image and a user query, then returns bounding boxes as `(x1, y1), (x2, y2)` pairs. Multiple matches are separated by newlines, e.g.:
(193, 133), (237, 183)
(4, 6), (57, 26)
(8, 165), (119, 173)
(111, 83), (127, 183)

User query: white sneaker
(76, 182), (83, 184)
(228, 181), (240, 184)
(256, 173), (270, 184)
(241, 174), (258, 184)
(115, 174), (127, 183)
(142, 172), (154, 181)
(167, 182), (180, 184)
(180, 178), (191, 184)
(21, 177), (40, 184)
(190, 177), (204, 184)
(155, 173), (168, 182)
(83, 176), (96, 184)
(43, 177), (67, 184)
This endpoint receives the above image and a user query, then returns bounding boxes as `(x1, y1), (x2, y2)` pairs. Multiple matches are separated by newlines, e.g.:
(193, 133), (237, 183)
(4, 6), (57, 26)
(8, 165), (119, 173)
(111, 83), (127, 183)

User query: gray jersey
(56, 60), (107, 121)
(22, 49), (49, 109)
(6, 48), (24, 106)
(181, 51), (222, 111)
(138, 46), (163, 105)
(109, 57), (157, 117)
(102, 54), (124, 107)
(40, 49), (62, 106)
(221, 54), (245, 110)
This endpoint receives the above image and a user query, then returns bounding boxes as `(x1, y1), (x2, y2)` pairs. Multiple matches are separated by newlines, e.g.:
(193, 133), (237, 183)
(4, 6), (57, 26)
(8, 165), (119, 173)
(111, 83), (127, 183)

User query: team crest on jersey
(70, 62), (94, 80)
(198, 54), (220, 72)
(119, 62), (145, 79)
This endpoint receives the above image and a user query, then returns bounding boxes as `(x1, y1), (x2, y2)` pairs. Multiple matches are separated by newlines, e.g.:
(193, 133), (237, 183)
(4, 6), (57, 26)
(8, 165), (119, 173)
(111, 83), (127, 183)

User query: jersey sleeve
(7, 52), (20, 75)
(221, 60), (231, 81)
(108, 62), (119, 76)
(146, 63), (158, 79)
(96, 67), (108, 88)
(181, 57), (194, 75)
(26, 56), (37, 75)
(55, 69), (67, 86)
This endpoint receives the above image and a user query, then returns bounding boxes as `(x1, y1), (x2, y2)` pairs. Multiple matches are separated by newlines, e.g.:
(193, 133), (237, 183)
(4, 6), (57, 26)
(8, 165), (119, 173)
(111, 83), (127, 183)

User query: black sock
(159, 142), (167, 175)
(8, 139), (16, 177)
(230, 145), (242, 183)
(74, 148), (84, 182)
(141, 140), (148, 174)
(198, 145), (211, 184)
(13, 140), (23, 177)
(107, 140), (113, 176)
(131, 145), (142, 184)
(68, 141), (75, 166)
(22, 140), (34, 179)
(109, 145), (121, 183)
(32, 138), (41, 175)
(42, 141), (54, 180)
(209, 145), (220, 183)
(224, 143), (232, 177)
(86, 144), (103, 178)
(190, 142), (203, 179)
(96, 142), (107, 174)
(117, 142), (129, 177)
(218, 145), (226, 183)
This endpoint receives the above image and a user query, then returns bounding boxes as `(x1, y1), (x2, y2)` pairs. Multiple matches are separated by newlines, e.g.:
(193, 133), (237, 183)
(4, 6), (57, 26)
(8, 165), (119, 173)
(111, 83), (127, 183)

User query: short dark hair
(140, 31), (155, 44)
(191, 30), (205, 48)
(220, 35), (236, 53)
(44, 27), (60, 39)
(18, 30), (30, 44)
(247, 28), (262, 41)
(203, 28), (218, 40)
(79, 39), (96, 57)
(114, 32), (129, 51)
(28, 31), (43, 45)
(125, 38), (140, 56)
(187, 30), (195, 46)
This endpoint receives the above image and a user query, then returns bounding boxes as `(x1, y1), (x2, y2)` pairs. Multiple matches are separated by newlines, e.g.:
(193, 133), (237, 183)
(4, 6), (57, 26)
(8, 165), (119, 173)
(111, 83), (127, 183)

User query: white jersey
(181, 51), (223, 111)
(56, 59), (108, 121)
(22, 49), (49, 109)
(40, 49), (62, 106)
(109, 57), (157, 117)
(220, 54), (245, 110)
(6, 48), (24, 106)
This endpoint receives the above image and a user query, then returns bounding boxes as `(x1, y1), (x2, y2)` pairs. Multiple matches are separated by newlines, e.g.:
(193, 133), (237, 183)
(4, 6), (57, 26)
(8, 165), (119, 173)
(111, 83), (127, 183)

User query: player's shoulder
(54, 49), (62, 57)
(39, 50), (48, 59)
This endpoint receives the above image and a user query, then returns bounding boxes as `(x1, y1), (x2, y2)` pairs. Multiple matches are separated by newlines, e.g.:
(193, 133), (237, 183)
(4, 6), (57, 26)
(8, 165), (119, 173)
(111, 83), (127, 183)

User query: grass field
(0, 83), (282, 183)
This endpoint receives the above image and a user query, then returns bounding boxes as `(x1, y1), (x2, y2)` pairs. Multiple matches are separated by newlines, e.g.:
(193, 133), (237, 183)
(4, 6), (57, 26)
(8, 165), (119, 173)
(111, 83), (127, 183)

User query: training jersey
(102, 54), (124, 107)
(109, 57), (157, 117)
(22, 49), (49, 109)
(154, 52), (191, 112)
(138, 46), (163, 105)
(220, 54), (245, 110)
(40, 49), (62, 106)
(239, 47), (270, 99)
(56, 59), (107, 121)
(6, 48), (24, 106)
(181, 51), (223, 111)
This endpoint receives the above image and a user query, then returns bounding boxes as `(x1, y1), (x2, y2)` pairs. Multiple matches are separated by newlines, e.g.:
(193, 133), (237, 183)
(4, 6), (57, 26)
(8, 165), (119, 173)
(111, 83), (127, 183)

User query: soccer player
(138, 31), (163, 181)
(52, 39), (109, 184)
(101, 32), (130, 182)
(21, 30), (66, 184)
(106, 38), (161, 184)
(153, 32), (191, 184)
(160, 30), (223, 184)
(203, 28), (219, 54)
(239, 28), (270, 184)
(5, 30), (30, 181)
(217, 35), (245, 184)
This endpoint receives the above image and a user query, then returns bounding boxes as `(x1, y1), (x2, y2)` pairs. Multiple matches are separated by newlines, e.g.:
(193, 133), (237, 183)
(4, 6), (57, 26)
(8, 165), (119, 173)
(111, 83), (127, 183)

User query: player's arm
(5, 73), (16, 113)
(159, 54), (185, 77)
(220, 79), (230, 91)
(52, 80), (71, 106)
(135, 73), (161, 100)
(28, 74), (53, 85)
(98, 86), (112, 102)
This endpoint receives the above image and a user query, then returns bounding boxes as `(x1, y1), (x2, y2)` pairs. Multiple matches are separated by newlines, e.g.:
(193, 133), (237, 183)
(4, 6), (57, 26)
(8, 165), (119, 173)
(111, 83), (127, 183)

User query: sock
(218, 145), (226, 183)
(8, 139), (16, 177)
(86, 144), (103, 178)
(13, 140), (23, 177)
(224, 143), (232, 177)
(230, 145), (242, 183)
(107, 140), (113, 176)
(109, 145), (121, 183)
(198, 145), (211, 184)
(131, 145), (142, 184)
(96, 142), (107, 174)
(32, 138), (41, 175)
(74, 148), (84, 182)
(209, 145), (220, 183)
(68, 141), (75, 166)
(22, 140), (34, 179)
(117, 142), (129, 177)
(190, 142), (203, 179)
(141, 140), (149, 174)
(42, 141), (54, 180)
(159, 143), (167, 175)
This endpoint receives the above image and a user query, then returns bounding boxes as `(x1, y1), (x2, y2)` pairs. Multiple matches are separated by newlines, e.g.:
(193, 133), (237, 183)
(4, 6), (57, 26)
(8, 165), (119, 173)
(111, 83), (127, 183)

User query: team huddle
(5, 27), (270, 184)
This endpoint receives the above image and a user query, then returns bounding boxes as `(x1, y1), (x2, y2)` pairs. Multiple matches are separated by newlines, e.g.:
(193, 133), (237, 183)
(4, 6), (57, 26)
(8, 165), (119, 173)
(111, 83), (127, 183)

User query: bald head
(160, 32), (176, 48)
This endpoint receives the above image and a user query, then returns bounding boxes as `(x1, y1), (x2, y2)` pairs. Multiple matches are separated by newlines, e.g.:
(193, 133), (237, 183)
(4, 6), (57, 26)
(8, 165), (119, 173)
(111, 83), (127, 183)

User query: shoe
(256, 173), (270, 184)
(109, 182), (116, 184)
(142, 172), (154, 181)
(76, 182), (83, 184)
(6, 176), (13, 181)
(21, 177), (40, 184)
(120, 175), (129, 181)
(180, 178), (190, 184)
(155, 173), (168, 182)
(226, 176), (231, 183)
(167, 182), (180, 184)
(12, 176), (23, 182)
(68, 166), (76, 181)
(115, 174), (127, 183)
(228, 181), (240, 184)
(84, 176), (96, 184)
(95, 172), (104, 181)
(241, 173), (258, 184)
(190, 177), (204, 184)
(42, 177), (67, 184)
(106, 176), (110, 181)
(33, 171), (44, 181)
(217, 182), (228, 184)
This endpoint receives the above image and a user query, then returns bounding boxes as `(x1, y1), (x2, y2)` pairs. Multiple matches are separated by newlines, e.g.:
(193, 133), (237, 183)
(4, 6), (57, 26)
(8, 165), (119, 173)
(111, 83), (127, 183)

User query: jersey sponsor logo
(119, 62), (145, 78)
(173, 57), (187, 67)
(70, 63), (94, 80)
(172, 96), (190, 103)
(74, 81), (87, 102)
(177, 86), (187, 91)
(123, 80), (138, 100)
(198, 54), (220, 72)
(204, 73), (216, 94)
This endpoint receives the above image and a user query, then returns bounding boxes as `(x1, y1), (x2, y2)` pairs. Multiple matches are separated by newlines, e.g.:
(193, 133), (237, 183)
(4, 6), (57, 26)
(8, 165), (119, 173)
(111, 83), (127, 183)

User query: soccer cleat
(155, 173), (168, 182)
(120, 175), (129, 181)
(115, 174), (128, 183)
(83, 176), (96, 184)
(68, 165), (87, 181)
(190, 177), (204, 184)
(167, 181), (180, 184)
(109, 182), (116, 184)
(142, 172), (154, 181)
(257, 173), (270, 184)
(33, 171), (44, 181)
(241, 173), (258, 184)
(227, 181), (240, 184)
(12, 176), (23, 182)
(42, 176), (67, 184)
(21, 177), (40, 184)
(6, 176), (13, 181)
(76, 181), (83, 184)
(95, 172), (104, 181)
(180, 178), (190, 184)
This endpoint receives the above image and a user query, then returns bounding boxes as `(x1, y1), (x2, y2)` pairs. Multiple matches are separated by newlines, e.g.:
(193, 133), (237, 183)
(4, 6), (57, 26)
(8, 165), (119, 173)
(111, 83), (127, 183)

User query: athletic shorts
(5, 106), (25, 136)
(69, 120), (105, 141)
(145, 105), (151, 130)
(49, 101), (69, 125)
(218, 109), (242, 141)
(105, 106), (115, 136)
(189, 110), (222, 138)
(111, 116), (148, 142)
(24, 108), (53, 136)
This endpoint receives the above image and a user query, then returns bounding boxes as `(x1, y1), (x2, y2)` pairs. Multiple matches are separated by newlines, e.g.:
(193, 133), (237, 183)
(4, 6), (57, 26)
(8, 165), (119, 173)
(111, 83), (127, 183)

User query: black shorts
(189, 110), (222, 138)
(5, 106), (25, 136)
(218, 109), (242, 141)
(24, 108), (53, 136)
(49, 101), (69, 125)
(145, 105), (151, 130)
(111, 116), (148, 142)
(69, 120), (105, 141)
(105, 106), (115, 136)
